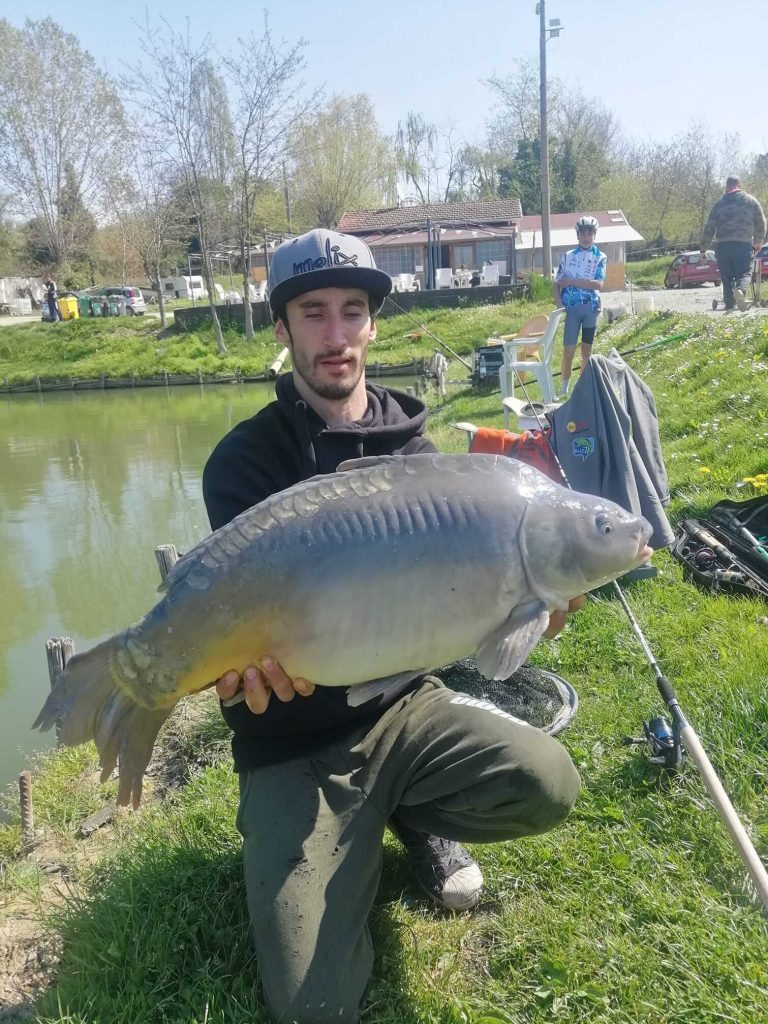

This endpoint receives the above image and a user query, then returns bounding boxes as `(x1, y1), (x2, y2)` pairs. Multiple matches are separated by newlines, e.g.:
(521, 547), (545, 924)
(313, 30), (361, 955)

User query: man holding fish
(202, 230), (586, 1024)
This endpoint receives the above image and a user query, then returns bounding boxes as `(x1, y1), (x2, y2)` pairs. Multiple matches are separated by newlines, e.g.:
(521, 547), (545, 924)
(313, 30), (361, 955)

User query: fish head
(519, 491), (654, 605)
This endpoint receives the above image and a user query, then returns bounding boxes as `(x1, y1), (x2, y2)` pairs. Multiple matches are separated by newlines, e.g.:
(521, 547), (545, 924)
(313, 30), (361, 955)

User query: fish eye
(595, 513), (613, 535)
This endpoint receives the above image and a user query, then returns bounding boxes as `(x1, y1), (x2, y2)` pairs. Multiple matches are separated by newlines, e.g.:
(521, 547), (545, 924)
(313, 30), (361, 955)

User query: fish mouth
(637, 542), (654, 562)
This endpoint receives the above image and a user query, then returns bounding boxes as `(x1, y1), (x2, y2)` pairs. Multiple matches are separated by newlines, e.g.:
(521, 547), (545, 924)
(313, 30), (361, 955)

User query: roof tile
(338, 199), (522, 232)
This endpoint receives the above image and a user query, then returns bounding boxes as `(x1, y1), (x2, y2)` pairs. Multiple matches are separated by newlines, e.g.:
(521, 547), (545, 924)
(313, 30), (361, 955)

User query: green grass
(0, 297), (553, 387)
(3, 309), (768, 1022)
(624, 257), (672, 289)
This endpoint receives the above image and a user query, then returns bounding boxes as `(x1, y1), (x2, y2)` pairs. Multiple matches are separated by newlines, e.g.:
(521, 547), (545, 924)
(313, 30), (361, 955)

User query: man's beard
(289, 339), (367, 400)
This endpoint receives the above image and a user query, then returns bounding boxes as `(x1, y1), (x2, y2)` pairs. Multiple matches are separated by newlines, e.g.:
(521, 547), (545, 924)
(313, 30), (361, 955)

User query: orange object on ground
(470, 427), (563, 484)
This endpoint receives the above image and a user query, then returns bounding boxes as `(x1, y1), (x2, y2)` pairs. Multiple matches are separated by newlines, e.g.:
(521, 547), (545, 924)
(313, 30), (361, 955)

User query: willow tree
(288, 96), (396, 228)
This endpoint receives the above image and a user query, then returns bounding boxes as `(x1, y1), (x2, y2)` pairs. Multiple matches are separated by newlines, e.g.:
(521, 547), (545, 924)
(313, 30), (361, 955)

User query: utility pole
(536, 2), (563, 281)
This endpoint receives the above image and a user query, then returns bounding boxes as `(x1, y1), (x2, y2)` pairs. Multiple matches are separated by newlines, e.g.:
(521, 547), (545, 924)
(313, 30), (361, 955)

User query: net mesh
(436, 658), (578, 735)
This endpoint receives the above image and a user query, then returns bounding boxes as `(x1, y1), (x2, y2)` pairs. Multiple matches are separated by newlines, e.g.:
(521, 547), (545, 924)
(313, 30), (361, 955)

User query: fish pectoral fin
(336, 455), (398, 473)
(475, 601), (550, 680)
(346, 669), (425, 708)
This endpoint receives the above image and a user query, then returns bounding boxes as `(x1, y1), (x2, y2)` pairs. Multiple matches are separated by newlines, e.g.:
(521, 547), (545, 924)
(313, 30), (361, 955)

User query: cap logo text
(293, 238), (359, 277)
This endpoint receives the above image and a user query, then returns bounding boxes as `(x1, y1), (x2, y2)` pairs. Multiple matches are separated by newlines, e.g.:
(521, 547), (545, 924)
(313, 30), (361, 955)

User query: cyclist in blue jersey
(554, 216), (607, 398)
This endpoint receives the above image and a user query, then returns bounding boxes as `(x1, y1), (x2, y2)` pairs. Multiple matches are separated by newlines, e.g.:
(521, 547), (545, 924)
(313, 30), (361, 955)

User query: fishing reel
(623, 715), (684, 771)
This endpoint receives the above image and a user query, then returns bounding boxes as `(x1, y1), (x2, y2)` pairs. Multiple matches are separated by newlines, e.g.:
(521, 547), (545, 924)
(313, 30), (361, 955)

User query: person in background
(700, 176), (767, 312)
(44, 277), (63, 323)
(202, 228), (581, 1024)
(553, 216), (606, 399)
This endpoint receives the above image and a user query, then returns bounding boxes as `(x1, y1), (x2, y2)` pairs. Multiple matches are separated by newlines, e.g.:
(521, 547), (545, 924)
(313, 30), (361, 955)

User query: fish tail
(32, 636), (171, 809)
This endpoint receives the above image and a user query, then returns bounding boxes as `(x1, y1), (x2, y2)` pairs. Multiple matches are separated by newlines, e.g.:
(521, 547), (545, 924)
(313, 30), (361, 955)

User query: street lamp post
(536, 1), (563, 280)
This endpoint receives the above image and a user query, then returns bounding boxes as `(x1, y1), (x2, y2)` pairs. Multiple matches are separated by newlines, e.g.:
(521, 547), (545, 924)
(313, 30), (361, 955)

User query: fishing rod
(384, 294), (473, 371)
(502, 365), (768, 912)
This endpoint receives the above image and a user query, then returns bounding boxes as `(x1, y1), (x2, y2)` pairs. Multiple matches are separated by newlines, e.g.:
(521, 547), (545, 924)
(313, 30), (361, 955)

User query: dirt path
(605, 283), (768, 317)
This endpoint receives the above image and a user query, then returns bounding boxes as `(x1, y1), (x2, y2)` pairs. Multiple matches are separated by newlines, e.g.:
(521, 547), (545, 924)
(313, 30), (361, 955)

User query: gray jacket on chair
(546, 351), (674, 550)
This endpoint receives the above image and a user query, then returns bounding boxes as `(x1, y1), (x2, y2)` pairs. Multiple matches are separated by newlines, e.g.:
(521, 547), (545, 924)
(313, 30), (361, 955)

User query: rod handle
(681, 724), (768, 912)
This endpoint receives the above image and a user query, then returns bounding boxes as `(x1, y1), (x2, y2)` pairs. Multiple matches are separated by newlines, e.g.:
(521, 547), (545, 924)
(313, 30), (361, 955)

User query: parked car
(756, 244), (768, 279)
(93, 285), (147, 315)
(664, 251), (720, 289)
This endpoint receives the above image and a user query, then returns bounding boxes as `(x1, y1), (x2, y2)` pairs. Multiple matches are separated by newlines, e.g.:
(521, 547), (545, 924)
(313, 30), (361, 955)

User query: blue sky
(5, 0), (767, 158)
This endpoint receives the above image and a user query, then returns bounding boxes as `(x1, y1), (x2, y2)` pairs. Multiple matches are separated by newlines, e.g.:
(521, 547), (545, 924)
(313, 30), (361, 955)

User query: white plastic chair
(435, 268), (453, 289)
(481, 265), (500, 286)
(500, 307), (564, 425)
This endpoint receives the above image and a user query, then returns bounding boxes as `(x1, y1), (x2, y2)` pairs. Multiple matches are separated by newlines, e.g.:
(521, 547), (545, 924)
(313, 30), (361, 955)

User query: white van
(100, 286), (146, 315)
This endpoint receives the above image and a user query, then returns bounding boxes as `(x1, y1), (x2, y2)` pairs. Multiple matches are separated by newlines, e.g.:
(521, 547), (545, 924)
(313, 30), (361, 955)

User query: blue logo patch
(572, 436), (595, 461)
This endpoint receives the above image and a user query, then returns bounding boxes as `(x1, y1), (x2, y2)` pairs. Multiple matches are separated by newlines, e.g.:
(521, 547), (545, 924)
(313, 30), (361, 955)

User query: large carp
(34, 453), (653, 807)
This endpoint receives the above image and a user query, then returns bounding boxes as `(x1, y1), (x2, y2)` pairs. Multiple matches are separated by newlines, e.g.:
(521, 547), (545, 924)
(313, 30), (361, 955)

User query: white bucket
(633, 295), (655, 314)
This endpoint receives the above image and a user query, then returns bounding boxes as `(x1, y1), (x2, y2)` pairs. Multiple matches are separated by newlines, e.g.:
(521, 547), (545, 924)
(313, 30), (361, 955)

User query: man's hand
(216, 659), (315, 714)
(543, 595), (586, 639)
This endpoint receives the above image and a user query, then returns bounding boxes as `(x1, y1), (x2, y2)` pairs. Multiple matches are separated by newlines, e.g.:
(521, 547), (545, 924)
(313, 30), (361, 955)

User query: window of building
(371, 245), (415, 276)
(453, 244), (474, 269)
(477, 239), (514, 264)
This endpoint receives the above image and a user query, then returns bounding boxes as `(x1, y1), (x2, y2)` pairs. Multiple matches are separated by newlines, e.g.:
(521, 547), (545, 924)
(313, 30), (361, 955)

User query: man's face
(275, 287), (376, 401)
(577, 228), (595, 248)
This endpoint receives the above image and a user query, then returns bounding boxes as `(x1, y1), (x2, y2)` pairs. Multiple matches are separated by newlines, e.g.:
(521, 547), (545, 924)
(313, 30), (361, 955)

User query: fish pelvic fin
(346, 670), (425, 708)
(32, 636), (171, 809)
(475, 600), (550, 680)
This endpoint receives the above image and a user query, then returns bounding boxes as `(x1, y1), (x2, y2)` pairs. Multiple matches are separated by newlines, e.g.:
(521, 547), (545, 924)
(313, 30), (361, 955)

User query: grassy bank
(624, 256), (671, 289)
(2, 310), (768, 1023)
(0, 298), (552, 388)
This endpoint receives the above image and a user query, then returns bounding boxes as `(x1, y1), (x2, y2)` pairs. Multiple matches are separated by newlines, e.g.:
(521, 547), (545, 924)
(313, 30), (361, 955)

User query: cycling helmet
(575, 216), (599, 233)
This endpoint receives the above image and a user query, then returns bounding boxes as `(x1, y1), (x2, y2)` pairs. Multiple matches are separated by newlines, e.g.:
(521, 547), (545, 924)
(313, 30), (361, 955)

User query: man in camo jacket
(700, 176), (766, 312)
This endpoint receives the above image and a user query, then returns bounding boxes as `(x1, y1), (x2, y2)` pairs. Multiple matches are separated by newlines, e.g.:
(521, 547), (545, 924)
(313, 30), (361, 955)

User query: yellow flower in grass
(698, 466), (711, 474)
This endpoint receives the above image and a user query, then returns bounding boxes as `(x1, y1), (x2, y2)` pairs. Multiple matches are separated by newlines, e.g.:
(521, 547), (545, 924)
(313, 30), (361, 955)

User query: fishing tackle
(503, 362), (768, 911)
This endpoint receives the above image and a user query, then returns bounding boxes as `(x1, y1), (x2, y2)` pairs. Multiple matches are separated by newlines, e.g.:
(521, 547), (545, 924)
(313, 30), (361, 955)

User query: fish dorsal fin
(475, 601), (550, 680)
(345, 669), (426, 707)
(336, 455), (399, 473)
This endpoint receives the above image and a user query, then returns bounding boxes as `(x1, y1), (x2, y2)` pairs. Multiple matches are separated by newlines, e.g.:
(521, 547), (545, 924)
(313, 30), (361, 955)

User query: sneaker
(389, 818), (483, 911)
(735, 288), (748, 311)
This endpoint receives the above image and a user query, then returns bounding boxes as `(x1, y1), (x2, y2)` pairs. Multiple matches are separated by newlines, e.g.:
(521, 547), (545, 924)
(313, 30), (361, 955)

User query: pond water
(0, 376), (419, 807)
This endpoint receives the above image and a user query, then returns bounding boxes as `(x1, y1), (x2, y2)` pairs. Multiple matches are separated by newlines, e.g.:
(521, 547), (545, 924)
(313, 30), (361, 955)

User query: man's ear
(275, 317), (289, 343)
(369, 318), (377, 342)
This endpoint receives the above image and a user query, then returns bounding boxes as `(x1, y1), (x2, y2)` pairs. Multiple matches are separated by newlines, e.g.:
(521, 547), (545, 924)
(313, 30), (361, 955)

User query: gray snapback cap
(268, 229), (392, 318)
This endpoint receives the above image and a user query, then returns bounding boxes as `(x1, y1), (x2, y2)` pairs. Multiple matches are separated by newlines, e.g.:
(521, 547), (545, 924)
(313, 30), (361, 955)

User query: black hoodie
(202, 373), (436, 770)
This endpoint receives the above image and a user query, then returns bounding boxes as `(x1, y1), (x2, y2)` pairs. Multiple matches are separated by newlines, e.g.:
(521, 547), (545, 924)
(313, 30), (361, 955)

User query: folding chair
(499, 308), (565, 426)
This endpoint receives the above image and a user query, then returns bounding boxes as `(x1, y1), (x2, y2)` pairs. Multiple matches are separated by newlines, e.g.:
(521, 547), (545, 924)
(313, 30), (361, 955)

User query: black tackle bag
(671, 496), (768, 600)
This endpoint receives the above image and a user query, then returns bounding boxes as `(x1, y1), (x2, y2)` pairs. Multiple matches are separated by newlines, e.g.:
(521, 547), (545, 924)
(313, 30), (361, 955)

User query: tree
(485, 61), (618, 212)
(122, 18), (236, 354)
(222, 19), (319, 340)
(0, 18), (124, 274)
(107, 153), (187, 329)
(288, 95), (396, 228)
(395, 112), (464, 204)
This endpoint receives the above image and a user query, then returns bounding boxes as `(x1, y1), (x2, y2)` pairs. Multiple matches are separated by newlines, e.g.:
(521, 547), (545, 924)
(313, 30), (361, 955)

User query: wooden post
(406, 386), (415, 396)
(3, 377), (8, 392)
(196, 367), (203, 384)
(154, 544), (180, 581)
(19, 771), (34, 855)
(36, 376), (41, 393)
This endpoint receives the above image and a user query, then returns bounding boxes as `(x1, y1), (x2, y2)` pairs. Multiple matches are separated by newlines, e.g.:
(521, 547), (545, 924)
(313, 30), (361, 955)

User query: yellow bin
(58, 295), (80, 320)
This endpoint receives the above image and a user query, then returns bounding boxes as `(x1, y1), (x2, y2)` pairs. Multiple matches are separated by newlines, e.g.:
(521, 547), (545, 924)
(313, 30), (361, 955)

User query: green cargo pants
(236, 677), (580, 1024)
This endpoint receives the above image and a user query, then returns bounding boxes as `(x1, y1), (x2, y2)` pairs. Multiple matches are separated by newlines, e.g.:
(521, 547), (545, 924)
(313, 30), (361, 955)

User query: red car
(664, 250), (720, 289)
(757, 244), (768, 279)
